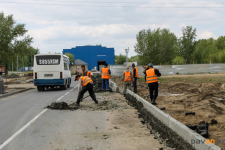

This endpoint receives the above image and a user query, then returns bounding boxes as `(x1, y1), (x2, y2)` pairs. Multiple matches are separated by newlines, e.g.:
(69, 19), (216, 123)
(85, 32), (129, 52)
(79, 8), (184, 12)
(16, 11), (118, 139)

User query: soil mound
(91, 100), (128, 111)
(47, 102), (78, 110)
(8, 73), (21, 78)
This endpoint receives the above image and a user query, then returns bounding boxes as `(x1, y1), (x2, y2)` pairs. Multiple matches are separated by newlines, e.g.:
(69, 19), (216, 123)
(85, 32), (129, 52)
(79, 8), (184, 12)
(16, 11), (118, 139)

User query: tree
(0, 12), (30, 75)
(115, 54), (126, 65)
(172, 56), (184, 65)
(134, 28), (178, 65)
(65, 52), (75, 63)
(179, 26), (197, 64)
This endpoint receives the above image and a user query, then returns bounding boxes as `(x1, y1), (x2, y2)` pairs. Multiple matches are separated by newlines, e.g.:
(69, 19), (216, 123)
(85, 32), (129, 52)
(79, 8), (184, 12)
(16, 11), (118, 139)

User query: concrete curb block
(0, 88), (34, 99)
(109, 80), (119, 93)
(110, 80), (221, 150)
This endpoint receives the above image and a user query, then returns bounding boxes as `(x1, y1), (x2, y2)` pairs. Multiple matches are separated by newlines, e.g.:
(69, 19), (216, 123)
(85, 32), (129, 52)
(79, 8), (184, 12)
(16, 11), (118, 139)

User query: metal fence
(110, 64), (225, 76)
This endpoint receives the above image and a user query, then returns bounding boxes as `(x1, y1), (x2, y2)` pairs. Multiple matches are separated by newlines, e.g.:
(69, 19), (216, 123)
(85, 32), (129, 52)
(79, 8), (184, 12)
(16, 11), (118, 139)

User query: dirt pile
(8, 73), (21, 78)
(47, 102), (78, 110)
(91, 100), (128, 111)
(92, 73), (112, 92)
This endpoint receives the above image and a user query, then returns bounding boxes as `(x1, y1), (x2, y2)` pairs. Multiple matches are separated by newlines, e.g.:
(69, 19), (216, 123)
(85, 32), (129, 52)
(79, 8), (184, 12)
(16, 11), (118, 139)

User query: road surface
(0, 79), (170, 150)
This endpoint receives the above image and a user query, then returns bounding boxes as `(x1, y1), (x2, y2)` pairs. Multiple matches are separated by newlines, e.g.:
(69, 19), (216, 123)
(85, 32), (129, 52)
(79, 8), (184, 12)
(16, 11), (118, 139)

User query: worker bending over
(101, 63), (111, 92)
(75, 75), (98, 106)
(81, 65), (91, 78)
(132, 63), (139, 93)
(122, 66), (133, 95)
(145, 63), (161, 105)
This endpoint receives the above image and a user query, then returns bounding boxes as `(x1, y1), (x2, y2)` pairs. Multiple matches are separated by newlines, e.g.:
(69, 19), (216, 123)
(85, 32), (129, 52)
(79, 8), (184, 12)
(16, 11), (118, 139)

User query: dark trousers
(133, 77), (137, 92)
(77, 83), (98, 104)
(148, 82), (158, 101)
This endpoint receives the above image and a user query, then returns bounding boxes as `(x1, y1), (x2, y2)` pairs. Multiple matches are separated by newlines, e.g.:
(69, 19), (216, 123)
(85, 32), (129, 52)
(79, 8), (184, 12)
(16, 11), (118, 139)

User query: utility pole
(17, 55), (18, 73)
(125, 47), (129, 66)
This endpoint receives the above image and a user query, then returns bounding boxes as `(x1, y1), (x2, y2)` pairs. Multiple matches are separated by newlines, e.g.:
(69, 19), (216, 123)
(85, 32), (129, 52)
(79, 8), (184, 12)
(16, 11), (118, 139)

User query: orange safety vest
(101, 68), (111, 79)
(80, 76), (93, 86)
(82, 71), (91, 78)
(133, 67), (139, 78)
(124, 71), (132, 81)
(146, 68), (158, 83)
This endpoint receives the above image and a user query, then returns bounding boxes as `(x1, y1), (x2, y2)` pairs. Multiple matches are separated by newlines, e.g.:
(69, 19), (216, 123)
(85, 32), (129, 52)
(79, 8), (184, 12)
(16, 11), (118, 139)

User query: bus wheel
(63, 80), (67, 90)
(67, 79), (70, 88)
(42, 87), (45, 91)
(37, 86), (41, 91)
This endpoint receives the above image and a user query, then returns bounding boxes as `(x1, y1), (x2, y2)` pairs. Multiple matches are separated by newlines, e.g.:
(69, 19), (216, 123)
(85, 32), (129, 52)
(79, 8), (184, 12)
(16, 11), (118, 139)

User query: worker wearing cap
(145, 63), (161, 105)
(122, 66), (133, 95)
(101, 63), (111, 91)
(81, 65), (91, 78)
(132, 63), (139, 93)
(75, 75), (98, 106)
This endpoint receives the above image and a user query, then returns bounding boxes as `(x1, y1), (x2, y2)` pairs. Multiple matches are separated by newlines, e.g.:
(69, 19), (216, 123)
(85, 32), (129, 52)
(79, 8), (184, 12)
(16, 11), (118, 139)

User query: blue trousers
(102, 79), (109, 91)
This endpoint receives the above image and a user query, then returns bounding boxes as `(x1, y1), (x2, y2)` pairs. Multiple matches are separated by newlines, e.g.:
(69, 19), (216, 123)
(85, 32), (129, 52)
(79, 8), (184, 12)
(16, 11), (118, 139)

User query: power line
(1, 1), (225, 8)
(30, 0), (225, 4)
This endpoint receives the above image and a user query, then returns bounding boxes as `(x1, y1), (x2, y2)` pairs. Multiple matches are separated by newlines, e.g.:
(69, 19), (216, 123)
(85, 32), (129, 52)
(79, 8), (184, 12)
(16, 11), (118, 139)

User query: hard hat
(148, 63), (153, 67)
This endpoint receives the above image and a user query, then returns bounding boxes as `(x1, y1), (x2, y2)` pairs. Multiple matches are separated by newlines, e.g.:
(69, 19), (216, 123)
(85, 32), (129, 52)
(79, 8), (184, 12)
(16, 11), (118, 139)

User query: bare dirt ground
(80, 92), (172, 150)
(112, 74), (225, 149)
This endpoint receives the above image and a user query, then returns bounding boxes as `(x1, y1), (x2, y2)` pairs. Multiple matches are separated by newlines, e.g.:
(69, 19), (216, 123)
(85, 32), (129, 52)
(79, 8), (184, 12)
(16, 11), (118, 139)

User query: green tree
(134, 28), (178, 65)
(172, 56), (184, 65)
(0, 12), (31, 75)
(65, 52), (75, 63)
(179, 26), (197, 64)
(115, 54), (126, 65)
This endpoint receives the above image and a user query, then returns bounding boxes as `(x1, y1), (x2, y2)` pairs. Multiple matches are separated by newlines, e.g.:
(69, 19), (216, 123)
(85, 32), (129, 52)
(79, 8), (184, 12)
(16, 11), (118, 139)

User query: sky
(0, 0), (225, 57)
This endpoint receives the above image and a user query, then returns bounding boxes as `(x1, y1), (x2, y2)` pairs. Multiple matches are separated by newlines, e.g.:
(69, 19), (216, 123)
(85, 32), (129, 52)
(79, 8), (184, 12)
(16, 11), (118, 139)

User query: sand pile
(8, 73), (21, 78)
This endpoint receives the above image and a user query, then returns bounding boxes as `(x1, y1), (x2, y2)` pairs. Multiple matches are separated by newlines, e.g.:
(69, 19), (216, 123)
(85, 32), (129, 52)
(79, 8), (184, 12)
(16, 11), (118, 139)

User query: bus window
(64, 62), (68, 70)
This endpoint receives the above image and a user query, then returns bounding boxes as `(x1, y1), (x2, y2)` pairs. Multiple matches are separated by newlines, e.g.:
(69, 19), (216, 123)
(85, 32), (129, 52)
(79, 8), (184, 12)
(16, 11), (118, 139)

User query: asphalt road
(0, 79), (80, 150)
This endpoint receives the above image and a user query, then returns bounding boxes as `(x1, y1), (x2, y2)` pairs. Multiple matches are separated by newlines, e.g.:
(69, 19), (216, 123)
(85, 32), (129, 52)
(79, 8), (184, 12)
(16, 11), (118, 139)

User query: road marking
(65, 92), (69, 95)
(0, 85), (79, 149)
(0, 109), (47, 150)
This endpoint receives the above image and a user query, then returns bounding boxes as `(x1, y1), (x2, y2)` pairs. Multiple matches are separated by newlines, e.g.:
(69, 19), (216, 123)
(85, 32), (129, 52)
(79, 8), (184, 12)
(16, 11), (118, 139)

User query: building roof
(74, 59), (88, 65)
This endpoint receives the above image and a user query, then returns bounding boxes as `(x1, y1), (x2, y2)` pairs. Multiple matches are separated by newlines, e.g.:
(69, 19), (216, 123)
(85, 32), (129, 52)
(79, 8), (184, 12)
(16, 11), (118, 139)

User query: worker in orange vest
(81, 65), (91, 78)
(122, 66), (133, 95)
(146, 63), (161, 105)
(101, 63), (111, 91)
(75, 75), (98, 106)
(132, 63), (139, 93)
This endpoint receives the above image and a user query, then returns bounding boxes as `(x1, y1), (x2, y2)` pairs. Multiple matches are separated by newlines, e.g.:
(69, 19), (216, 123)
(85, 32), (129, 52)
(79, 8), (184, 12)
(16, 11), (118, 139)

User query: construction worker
(132, 63), (139, 93)
(81, 65), (91, 78)
(122, 66), (133, 95)
(142, 65), (147, 81)
(101, 63), (111, 91)
(74, 75), (98, 106)
(145, 63), (161, 105)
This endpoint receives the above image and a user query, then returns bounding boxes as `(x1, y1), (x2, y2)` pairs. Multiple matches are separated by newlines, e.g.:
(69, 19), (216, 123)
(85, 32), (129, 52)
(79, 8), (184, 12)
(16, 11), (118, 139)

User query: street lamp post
(125, 47), (129, 66)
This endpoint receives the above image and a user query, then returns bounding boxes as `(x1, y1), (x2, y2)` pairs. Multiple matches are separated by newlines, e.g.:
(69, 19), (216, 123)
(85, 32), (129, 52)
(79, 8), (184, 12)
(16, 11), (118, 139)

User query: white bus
(33, 54), (72, 91)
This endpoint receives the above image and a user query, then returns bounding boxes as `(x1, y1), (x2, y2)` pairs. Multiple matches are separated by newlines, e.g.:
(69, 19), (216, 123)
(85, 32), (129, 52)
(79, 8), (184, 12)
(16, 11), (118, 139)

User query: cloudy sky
(1, 0), (224, 57)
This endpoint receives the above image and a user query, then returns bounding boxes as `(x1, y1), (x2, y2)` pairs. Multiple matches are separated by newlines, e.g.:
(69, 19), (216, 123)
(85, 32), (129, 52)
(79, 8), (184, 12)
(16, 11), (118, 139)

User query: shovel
(69, 95), (90, 106)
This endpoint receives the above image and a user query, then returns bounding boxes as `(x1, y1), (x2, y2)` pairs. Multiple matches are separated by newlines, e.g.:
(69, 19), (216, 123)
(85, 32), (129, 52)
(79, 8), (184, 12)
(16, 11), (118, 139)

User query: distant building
(71, 59), (88, 74)
(63, 45), (115, 71)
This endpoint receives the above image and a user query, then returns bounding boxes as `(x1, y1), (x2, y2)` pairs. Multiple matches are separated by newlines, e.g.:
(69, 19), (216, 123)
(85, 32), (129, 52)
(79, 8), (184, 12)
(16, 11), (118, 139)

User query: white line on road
(0, 109), (47, 149)
(0, 85), (79, 150)
(65, 92), (69, 95)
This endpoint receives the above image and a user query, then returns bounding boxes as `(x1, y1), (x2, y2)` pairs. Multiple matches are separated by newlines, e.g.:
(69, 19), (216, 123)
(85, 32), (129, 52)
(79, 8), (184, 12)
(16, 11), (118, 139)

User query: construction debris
(91, 73), (112, 92)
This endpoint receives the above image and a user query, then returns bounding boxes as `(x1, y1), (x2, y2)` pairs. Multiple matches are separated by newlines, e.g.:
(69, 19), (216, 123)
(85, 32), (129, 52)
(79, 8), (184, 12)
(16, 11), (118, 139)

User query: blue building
(63, 45), (115, 71)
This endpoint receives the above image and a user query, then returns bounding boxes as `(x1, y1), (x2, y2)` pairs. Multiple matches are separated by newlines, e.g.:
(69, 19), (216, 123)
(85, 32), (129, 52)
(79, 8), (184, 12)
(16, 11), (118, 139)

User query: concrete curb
(0, 88), (34, 99)
(110, 80), (221, 150)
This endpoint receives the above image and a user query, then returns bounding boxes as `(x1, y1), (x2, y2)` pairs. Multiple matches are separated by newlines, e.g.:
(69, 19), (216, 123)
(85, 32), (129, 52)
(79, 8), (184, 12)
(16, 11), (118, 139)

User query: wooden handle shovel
(69, 95), (90, 106)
